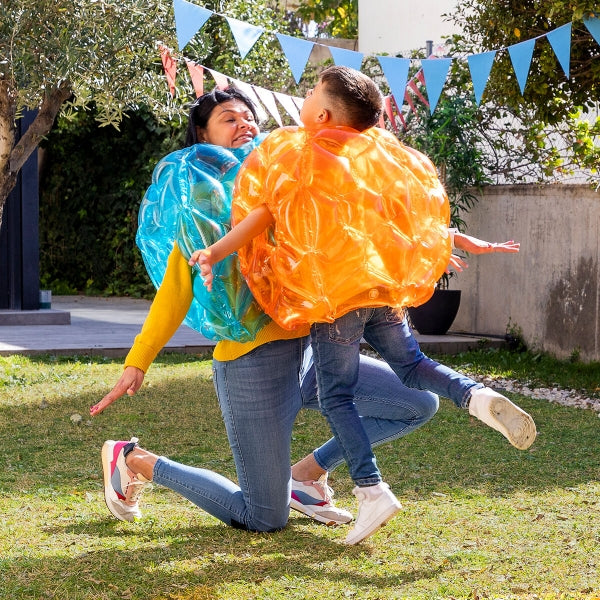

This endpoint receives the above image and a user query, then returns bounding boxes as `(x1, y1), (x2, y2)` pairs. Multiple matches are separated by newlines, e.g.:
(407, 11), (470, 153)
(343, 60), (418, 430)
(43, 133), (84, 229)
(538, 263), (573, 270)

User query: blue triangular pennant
(421, 58), (452, 114)
(173, 0), (212, 50)
(275, 34), (315, 84)
(377, 56), (410, 109)
(467, 50), (496, 105)
(507, 38), (536, 94)
(328, 46), (364, 71)
(225, 17), (264, 59)
(546, 23), (572, 78)
(584, 16), (600, 45)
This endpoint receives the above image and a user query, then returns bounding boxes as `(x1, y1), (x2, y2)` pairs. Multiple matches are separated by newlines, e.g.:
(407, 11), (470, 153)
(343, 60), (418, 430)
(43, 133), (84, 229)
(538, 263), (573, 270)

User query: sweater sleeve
(124, 245), (193, 372)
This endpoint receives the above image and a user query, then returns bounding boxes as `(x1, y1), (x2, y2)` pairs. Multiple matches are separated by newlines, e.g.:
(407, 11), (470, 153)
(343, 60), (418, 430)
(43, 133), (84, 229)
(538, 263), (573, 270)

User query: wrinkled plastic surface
(233, 126), (451, 329)
(136, 136), (270, 341)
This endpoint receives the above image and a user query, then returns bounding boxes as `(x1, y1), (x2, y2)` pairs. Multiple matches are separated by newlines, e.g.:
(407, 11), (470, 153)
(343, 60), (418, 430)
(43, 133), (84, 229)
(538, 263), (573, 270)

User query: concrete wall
(451, 184), (600, 362)
(358, 0), (459, 55)
(308, 38), (359, 64)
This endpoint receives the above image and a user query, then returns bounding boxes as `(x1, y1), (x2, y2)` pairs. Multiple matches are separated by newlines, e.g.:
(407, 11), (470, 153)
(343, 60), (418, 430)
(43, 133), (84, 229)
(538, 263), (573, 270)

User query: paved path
(0, 296), (213, 357)
(0, 295), (506, 357)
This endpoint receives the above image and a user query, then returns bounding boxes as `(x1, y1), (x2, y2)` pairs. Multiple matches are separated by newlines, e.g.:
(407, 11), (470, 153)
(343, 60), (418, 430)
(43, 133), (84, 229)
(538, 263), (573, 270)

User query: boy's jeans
(310, 306), (482, 487)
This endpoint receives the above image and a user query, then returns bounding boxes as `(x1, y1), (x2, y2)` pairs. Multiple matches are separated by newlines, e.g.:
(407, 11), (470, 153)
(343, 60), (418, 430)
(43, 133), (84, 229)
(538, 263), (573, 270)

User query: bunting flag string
(161, 46), (307, 126)
(160, 44), (442, 135)
(166, 1), (600, 115)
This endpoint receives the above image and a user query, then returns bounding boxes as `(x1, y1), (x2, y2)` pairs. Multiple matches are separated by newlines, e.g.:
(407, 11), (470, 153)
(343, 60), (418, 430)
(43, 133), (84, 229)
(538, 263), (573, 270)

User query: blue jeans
(300, 347), (438, 472)
(309, 308), (483, 486)
(152, 318), (481, 532)
(152, 335), (442, 531)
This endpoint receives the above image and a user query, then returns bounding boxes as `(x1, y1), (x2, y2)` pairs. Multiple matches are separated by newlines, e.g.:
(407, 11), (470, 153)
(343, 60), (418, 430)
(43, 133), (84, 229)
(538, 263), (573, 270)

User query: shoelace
(125, 476), (150, 504)
(313, 475), (335, 504)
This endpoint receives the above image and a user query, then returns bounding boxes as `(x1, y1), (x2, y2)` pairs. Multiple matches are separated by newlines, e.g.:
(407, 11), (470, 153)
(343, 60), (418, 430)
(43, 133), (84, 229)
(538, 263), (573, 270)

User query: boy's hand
(188, 249), (215, 292)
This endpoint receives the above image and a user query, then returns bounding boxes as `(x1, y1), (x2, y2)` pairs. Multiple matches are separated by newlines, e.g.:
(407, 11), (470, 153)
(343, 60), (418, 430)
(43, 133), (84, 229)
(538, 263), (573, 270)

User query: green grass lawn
(0, 350), (599, 600)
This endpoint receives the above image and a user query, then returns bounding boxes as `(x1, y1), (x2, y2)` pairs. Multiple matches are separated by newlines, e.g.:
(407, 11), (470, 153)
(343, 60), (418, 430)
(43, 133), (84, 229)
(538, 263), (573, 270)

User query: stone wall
(450, 184), (600, 362)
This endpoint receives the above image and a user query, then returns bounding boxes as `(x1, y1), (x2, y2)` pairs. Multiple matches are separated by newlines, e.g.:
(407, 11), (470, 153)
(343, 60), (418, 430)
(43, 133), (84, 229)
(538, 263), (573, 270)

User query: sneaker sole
(101, 441), (140, 522)
(490, 397), (537, 450)
(290, 498), (352, 526)
(344, 503), (401, 545)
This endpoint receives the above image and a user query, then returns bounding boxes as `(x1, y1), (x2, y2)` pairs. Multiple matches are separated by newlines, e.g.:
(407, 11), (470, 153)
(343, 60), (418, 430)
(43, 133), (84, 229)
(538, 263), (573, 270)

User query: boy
(189, 66), (536, 544)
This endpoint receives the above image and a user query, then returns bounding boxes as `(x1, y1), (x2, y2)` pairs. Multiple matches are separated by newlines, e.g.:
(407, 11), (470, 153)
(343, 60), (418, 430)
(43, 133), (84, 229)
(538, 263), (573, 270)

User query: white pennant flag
(253, 86), (283, 127)
(274, 92), (302, 125)
(291, 96), (304, 112)
(231, 79), (268, 124)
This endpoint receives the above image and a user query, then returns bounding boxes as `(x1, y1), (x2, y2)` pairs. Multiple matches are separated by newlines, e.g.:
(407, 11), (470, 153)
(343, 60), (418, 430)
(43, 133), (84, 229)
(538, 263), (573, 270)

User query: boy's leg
(309, 311), (380, 487)
(311, 311), (401, 544)
(363, 308), (536, 449)
(300, 349), (439, 472)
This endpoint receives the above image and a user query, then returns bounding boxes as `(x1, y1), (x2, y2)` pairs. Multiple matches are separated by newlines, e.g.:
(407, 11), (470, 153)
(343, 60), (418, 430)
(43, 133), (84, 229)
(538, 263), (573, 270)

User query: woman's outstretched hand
(90, 366), (145, 416)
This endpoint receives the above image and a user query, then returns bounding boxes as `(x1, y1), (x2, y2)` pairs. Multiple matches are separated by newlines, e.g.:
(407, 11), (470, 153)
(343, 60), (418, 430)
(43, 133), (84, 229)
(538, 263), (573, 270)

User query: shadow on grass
(1, 520), (446, 599)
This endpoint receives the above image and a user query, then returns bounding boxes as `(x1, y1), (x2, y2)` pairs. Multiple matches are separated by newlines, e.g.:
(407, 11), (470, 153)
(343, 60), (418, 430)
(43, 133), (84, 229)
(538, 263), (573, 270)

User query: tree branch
(8, 79), (72, 175)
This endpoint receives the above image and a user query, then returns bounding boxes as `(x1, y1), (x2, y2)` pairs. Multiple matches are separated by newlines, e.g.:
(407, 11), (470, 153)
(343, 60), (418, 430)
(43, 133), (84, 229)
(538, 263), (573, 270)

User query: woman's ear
(195, 125), (204, 142)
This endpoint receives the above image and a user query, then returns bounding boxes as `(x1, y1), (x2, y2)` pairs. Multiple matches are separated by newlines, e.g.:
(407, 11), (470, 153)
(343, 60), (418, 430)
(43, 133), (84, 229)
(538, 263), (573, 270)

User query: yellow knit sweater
(124, 245), (308, 372)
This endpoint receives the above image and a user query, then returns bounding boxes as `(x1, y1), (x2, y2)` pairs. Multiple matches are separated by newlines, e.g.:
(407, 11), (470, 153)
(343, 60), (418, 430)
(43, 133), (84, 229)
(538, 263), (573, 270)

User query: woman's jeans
(152, 315), (481, 531)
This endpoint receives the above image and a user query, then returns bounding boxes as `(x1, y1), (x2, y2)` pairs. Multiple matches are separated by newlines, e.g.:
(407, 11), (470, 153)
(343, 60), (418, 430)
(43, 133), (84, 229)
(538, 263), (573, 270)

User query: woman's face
(197, 99), (260, 148)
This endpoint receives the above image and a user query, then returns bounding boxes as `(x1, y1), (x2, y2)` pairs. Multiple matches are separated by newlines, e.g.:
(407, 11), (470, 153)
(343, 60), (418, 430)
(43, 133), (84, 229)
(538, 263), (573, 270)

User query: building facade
(358, 0), (458, 56)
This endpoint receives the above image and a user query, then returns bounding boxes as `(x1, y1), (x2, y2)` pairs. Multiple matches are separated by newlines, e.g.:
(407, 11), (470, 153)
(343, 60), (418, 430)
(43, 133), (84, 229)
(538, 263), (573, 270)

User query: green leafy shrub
(39, 106), (184, 297)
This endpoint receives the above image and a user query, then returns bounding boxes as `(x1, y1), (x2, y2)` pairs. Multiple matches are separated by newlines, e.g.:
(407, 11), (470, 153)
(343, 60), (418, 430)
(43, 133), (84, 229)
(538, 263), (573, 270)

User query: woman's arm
(90, 245), (193, 415)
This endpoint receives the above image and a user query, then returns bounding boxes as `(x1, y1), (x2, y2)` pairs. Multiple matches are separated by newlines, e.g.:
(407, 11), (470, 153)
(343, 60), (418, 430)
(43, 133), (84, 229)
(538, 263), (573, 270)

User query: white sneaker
(290, 473), (353, 526)
(101, 437), (151, 522)
(344, 482), (401, 545)
(468, 387), (537, 450)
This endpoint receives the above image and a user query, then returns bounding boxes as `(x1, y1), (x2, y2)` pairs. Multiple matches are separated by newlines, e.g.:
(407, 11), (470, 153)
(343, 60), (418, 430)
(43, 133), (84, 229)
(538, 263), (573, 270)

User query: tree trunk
(0, 80), (16, 229)
(0, 79), (72, 229)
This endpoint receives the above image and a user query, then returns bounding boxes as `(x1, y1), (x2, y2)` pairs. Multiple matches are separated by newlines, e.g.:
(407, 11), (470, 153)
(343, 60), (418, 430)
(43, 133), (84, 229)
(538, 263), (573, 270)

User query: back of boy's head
(319, 66), (382, 131)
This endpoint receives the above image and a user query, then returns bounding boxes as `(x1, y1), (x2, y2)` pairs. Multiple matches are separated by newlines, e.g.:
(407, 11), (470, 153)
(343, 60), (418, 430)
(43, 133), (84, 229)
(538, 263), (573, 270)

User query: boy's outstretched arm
(453, 231), (520, 255)
(188, 204), (274, 291)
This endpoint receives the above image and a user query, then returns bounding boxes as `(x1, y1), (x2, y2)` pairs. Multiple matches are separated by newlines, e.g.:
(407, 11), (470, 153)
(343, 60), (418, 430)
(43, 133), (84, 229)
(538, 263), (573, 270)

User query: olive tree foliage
(0, 0), (175, 228)
(445, 0), (600, 183)
(293, 0), (358, 38)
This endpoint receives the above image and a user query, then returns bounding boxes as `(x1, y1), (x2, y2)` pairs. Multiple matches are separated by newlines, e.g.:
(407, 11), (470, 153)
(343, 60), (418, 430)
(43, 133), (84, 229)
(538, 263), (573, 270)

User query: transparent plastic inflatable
(233, 126), (451, 329)
(137, 135), (270, 341)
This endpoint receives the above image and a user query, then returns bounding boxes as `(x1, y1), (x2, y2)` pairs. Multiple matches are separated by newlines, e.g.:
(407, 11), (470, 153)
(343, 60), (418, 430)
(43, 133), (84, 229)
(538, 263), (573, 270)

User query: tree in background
(445, 0), (600, 183)
(448, 0), (600, 124)
(294, 0), (358, 38)
(0, 0), (175, 228)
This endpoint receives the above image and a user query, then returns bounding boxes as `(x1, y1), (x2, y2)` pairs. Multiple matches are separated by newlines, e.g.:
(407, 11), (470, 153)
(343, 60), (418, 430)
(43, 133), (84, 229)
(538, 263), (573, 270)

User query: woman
(91, 87), (532, 536)
(91, 87), (439, 531)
